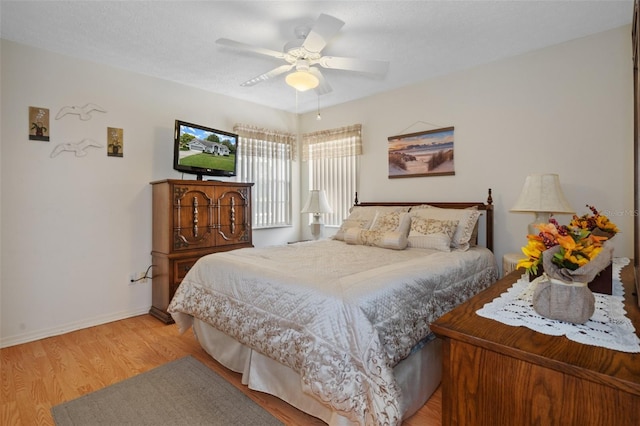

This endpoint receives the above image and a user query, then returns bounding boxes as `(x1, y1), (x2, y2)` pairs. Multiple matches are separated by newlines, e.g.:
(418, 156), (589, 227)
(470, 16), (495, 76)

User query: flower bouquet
(517, 205), (618, 279)
(516, 206), (618, 324)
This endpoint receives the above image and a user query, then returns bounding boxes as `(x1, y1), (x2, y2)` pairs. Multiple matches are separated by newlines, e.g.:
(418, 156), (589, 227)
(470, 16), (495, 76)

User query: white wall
(300, 25), (633, 269)
(0, 40), (299, 347)
(1, 24), (633, 347)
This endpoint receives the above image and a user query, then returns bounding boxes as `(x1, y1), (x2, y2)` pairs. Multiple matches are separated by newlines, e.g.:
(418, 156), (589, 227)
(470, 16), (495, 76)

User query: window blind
(234, 124), (295, 228)
(302, 124), (361, 227)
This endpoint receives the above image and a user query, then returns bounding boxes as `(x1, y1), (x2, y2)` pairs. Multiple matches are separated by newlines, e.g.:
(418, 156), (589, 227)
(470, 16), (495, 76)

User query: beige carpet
(51, 355), (283, 425)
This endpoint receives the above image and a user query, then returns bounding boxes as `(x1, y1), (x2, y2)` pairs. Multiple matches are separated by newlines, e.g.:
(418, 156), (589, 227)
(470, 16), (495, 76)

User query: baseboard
(0, 306), (151, 348)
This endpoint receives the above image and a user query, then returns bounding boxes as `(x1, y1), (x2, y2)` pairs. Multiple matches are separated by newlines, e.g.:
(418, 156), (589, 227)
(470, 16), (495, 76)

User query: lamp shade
(301, 189), (332, 214)
(511, 174), (574, 213)
(285, 71), (319, 92)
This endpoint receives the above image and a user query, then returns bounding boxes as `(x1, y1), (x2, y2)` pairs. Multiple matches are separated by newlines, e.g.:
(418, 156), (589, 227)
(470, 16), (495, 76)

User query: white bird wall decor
(55, 103), (107, 121)
(50, 138), (103, 158)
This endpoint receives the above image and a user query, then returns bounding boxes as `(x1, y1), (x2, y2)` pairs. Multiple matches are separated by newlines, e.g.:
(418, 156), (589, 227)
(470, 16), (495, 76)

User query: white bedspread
(168, 239), (497, 426)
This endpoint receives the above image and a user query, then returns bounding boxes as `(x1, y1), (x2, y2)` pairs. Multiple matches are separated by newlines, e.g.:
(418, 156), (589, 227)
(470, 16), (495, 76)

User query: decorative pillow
(344, 227), (366, 245)
(464, 205), (480, 246)
(344, 228), (408, 250)
(344, 211), (411, 249)
(470, 217), (480, 246)
(333, 205), (410, 241)
(333, 218), (371, 241)
(410, 207), (481, 251)
(412, 205), (481, 245)
(408, 218), (459, 251)
(370, 211), (411, 235)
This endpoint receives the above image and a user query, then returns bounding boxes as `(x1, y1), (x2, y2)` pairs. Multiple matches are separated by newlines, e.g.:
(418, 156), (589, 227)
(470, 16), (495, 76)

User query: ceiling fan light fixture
(285, 70), (319, 92)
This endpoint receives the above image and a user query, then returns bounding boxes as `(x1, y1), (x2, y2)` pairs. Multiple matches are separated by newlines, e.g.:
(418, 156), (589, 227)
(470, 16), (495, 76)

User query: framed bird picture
(107, 127), (123, 157)
(29, 106), (50, 141)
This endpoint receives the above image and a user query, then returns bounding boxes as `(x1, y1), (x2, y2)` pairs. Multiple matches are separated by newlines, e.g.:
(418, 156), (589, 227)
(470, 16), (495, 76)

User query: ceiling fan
(216, 13), (390, 95)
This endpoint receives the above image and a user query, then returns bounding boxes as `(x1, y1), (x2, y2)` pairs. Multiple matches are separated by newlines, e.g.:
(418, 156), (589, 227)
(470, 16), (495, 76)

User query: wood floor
(0, 314), (442, 425)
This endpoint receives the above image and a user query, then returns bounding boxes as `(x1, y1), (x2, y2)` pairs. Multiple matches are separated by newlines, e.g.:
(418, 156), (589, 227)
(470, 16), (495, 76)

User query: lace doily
(476, 257), (640, 353)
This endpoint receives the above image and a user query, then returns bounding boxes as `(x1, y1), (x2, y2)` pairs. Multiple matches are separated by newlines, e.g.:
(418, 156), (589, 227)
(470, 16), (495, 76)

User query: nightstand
(502, 252), (522, 277)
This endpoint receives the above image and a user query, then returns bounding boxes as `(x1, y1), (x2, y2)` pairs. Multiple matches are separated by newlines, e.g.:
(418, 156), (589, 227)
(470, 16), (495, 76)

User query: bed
(168, 190), (498, 426)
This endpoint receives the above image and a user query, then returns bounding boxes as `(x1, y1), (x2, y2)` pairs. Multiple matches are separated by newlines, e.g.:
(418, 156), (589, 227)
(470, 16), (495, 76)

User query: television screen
(173, 120), (238, 179)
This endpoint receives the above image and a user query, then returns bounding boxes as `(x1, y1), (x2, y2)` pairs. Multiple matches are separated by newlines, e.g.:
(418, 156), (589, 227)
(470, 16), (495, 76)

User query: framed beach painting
(388, 126), (455, 178)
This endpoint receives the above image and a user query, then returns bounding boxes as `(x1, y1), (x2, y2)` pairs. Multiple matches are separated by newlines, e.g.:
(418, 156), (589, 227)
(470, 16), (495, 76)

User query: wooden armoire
(149, 179), (253, 323)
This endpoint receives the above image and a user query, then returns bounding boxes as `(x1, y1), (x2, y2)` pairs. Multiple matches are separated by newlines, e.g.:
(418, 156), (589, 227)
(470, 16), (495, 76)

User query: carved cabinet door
(172, 184), (216, 252)
(215, 186), (251, 246)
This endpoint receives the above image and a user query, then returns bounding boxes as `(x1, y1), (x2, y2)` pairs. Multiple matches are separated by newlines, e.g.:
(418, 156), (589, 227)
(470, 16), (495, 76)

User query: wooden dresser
(431, 263), (640, 426)
(149, 179), (253, 323)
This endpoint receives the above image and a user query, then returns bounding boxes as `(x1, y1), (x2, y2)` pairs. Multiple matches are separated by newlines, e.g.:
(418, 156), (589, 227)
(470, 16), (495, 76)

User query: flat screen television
(173, 120), (238, 180)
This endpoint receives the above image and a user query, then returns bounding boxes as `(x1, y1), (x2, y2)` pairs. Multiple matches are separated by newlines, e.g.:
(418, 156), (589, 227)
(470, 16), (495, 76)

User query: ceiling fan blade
(313, 56), (390, 75)
(308, 68), (332, 95)
(216, 38), (285, 59)
(240, 64), (294, 87)
(302, 14), (345, 53)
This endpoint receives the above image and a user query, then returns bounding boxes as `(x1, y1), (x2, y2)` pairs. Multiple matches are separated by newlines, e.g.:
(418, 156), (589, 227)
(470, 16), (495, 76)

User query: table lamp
(511, 174), (574, 235)
(301, 189), (332, 239)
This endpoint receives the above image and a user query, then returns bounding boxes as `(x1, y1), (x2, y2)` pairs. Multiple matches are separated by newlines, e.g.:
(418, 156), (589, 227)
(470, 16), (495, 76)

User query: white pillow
(410, 207), (481, 251)
(408, 217), (458, 251)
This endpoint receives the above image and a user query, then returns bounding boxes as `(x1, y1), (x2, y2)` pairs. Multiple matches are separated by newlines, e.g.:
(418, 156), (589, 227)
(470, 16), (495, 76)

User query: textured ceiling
(0, 1), (634, 113)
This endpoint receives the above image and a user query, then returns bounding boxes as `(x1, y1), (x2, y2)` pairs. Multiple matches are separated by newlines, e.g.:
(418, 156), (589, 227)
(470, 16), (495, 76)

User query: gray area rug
(51, 355), (284, 425)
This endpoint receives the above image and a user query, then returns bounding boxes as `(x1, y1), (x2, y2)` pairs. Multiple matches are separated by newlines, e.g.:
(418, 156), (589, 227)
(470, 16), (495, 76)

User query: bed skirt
(192, 318), (442, 425)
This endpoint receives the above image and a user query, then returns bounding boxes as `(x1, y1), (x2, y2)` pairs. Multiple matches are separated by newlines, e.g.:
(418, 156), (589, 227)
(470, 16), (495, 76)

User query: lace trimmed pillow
(333, 205), (410, 241)
(410, 206), (481, 251)
(408, 217), (459, 251)
(344, 211), (411, 250)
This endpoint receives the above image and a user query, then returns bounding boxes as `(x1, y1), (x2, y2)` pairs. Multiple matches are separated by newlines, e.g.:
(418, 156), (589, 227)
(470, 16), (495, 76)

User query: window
(302, 124), (362, 226)
(234, 124), (295, 228)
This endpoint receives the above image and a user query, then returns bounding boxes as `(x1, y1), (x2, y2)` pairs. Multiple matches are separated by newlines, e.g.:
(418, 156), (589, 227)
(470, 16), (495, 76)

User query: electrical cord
(130, 264), (155, 283)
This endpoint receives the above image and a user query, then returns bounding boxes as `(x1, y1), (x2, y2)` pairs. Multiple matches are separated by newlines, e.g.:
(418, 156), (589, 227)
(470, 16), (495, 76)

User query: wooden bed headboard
(354, 188), (494, 252)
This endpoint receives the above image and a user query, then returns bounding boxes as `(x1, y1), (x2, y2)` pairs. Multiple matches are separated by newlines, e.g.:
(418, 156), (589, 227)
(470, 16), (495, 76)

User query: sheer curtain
(302, 124), (362, 226)
(234, 124), (296, 228)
